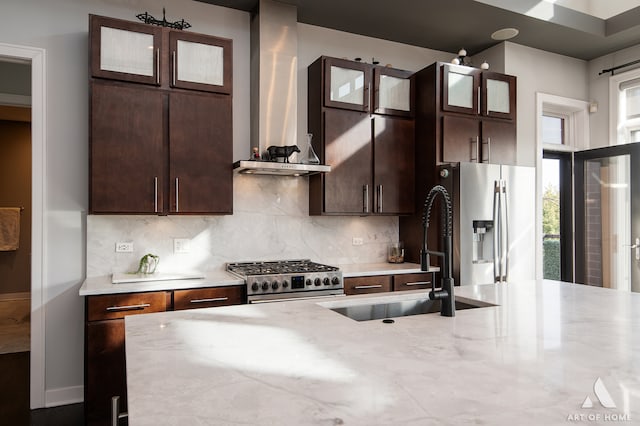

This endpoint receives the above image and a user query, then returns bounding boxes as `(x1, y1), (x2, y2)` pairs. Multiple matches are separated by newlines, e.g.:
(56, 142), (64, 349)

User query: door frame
(574, 143), (640, 287)
(0, 42), (46, 409)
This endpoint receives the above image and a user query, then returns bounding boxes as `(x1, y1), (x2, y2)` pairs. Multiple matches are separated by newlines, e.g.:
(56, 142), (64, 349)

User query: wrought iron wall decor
(136, 8), (191, 30)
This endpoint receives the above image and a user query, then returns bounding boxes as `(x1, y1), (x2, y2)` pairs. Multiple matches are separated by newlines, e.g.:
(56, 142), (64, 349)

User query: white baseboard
(45, 385), (83, 407)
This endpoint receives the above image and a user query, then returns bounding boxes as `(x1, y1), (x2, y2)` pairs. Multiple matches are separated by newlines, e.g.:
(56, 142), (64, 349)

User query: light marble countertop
(124, 280), (639, 425)
(78, 270), (244, 296)
(79, 263), (436, 296)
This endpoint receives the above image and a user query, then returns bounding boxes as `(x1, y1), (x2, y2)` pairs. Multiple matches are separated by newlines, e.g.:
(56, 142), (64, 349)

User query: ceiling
(197, 0), (640, 61)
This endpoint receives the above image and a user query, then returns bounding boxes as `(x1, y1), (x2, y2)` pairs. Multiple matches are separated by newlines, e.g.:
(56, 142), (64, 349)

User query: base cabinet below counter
(84, 285), (245, 426)
(345, 272), (437, 295)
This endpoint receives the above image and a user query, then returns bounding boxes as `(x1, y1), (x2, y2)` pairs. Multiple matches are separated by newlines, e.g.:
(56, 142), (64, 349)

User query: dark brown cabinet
(90, 14), (232, 94)
(308, 56), (415, 215)
(441, 115), (516, 165)
(85, 291), (169, 426)
(344, 275), (393, 295)
(89, 14), (233, 215)
(84, 285), (245, 425)
(392, 272), (434, 291)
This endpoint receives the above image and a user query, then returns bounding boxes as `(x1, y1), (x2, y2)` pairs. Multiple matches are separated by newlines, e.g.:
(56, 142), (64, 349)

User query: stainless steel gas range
(227, 259), (344, 302)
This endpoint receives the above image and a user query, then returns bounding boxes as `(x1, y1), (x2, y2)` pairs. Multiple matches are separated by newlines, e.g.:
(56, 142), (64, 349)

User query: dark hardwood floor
(0, 351), (85, 425)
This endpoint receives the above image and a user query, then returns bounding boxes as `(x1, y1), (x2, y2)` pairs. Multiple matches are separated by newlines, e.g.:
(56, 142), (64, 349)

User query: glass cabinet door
(170, 32), (232, 94)
(482, 72), (516, 120)
(324, 57), (371, 112)
(90, 15), (162, 85)
(441, 63), (480, 115)
(373, 67), (413, 117)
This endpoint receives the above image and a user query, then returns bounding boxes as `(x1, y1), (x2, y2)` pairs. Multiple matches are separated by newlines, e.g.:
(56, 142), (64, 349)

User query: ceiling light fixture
(491, 28), (519, 41)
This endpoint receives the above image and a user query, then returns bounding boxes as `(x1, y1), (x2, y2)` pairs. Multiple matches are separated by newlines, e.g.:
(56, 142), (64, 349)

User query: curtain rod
(600, 59), (640, 76)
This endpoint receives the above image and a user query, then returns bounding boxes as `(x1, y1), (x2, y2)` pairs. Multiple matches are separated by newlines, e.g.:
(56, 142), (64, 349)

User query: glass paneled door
(574, 143), (640, 291)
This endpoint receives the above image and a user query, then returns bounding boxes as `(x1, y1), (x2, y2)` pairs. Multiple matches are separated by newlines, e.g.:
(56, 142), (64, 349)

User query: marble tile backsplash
(87, 175), (399, 277)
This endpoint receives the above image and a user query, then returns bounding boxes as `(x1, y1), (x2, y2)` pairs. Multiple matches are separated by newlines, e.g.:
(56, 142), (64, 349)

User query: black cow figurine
(266, 145), (301, 163)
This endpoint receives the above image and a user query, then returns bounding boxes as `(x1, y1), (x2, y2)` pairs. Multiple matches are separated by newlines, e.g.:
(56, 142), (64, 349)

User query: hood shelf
(233, 160), (331, 176)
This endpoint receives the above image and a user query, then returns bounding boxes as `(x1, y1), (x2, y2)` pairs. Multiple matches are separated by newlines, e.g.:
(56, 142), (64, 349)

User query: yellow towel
(0, 208), (21, 251)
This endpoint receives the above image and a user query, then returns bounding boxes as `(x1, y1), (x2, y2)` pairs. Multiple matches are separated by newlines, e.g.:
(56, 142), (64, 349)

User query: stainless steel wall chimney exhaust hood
(233, 0), (330, 177)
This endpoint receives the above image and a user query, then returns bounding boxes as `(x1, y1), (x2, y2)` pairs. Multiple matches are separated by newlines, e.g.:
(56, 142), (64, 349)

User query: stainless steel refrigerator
(440, 162), (536, 285)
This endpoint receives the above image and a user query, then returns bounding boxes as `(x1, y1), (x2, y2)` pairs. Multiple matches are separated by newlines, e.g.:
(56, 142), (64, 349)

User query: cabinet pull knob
(470, 137), (479, 162)
(189, 297), (229, 304)
(404, 281), (430, 286)
(154, 177), (158, 213)
(363, 184), (370, 213)
(155, 48), (160, 85)
(354, 284), (383, 289)
(106, 303), (151, 312)
(172, 51), (176, 87)
(175, 177), (179, 212)
(482, 137), (491, 163)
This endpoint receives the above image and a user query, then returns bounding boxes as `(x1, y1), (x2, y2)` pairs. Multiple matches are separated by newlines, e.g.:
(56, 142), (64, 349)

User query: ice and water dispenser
(472, 220), (494, 264)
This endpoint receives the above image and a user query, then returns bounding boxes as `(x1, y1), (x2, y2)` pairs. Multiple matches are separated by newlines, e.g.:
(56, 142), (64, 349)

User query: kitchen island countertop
(124, 280), (640, 425)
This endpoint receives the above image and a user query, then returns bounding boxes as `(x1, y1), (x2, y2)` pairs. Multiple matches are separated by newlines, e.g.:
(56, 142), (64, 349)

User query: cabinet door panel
(482, 72), (516, 120)
(344, 275), (392, 295)
(174, 286), (245, 310)
(481, 120), (516, 165)
(393, 273), (433, 291)
(86, 320), (126, 426)
(374, 67), (413, 117)
(169, 92), (232, 214)
(90, 82), (164, 213)
(324, 57), (371, 112)
(373, 116), (415, 214)
(90, 15), (161, 85)
(441, 64), (480, 115)
(441, 115), (480, 163)
(170, 32), (232, 94)
(323, 109), (372, 213)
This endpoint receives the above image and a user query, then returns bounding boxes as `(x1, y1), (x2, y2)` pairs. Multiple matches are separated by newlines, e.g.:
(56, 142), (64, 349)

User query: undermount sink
(329, 297), (495, 322)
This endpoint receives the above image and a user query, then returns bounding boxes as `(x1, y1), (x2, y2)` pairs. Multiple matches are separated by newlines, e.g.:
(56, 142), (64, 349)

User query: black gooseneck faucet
(420, 185), (455, 317)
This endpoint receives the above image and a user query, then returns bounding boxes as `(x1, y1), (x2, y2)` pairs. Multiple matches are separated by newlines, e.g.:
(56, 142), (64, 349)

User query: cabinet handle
(172, 51), (176, 87)
(478, 89), (481, 114)
(155, 48), (160, 85)
(365, 82), (371, 111)
(482, 137), (491, 163)
(175, 177), (179, 213)
(363, 185), (370, 213)
(470, 137), (479, 162)
(106, 303), (151, 312)
(404, 281), (431, 286)
(154, 177), (158, 213)
(189, 297), (229, 304)
(377, 185), (383, 213)
(354, 284), (383, 289)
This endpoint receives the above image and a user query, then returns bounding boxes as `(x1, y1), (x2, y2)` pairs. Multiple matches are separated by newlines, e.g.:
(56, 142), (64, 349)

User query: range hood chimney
(234, 0), (330, 176)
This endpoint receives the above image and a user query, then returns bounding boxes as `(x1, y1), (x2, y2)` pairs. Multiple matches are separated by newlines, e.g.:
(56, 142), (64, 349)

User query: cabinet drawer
(174, 286), (245, 310)
(344, 275), (392, 295)
(393, 273), (433, 291)
(87, 292), (168, 321)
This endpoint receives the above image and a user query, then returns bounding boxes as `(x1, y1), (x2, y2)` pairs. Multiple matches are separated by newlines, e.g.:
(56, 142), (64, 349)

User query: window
(609, 69), (640, 145)
(542, 114), (565, 145)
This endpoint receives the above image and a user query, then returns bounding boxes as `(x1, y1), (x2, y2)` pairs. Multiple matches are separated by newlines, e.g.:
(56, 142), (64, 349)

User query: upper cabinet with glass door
(90, 15), (232, 94)
(441, 63), (516, 121)
(373, 67), (414, 117)
(170, 31), (232, 94)
(90, 15), (162, 85)
(324, 57), (371, 112)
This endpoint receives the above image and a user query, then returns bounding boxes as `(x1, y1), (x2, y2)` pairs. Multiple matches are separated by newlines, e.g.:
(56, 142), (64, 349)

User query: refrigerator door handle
(501, 180), (509, 282)
(493, 180), (500, 282)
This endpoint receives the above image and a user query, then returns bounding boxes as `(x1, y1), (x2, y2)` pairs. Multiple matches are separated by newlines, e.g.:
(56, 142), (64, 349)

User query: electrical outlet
(174, 238), (191, 254)
(115, 242), (134, 253)
(352, 237), (364, 246)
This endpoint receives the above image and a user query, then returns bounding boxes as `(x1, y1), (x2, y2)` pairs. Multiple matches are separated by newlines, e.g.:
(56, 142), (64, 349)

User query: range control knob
(323, 277), (330, 286)
(271, 281), (280, 290)
(314, 278), (321, 286)
(282, 280), (289, 288)
(261, 281), (269, 291)
(306, 279), (313, 286)
(251, 282), (259, 291)
(331, 277), (341, 285)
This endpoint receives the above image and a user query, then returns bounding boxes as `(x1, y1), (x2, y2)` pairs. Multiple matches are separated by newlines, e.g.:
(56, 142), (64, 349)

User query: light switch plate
(115, 242), (134, 252)
(174, 238), (191, 254)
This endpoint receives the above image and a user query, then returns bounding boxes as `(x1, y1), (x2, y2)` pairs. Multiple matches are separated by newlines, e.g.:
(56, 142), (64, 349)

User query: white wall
(502, 42), (589, 165)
